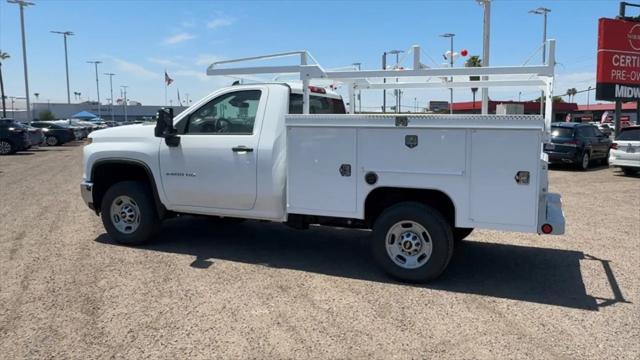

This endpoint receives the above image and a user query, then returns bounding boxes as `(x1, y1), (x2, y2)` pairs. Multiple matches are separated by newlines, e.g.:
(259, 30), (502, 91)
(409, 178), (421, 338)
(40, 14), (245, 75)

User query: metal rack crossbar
(207, 40), (556, 131)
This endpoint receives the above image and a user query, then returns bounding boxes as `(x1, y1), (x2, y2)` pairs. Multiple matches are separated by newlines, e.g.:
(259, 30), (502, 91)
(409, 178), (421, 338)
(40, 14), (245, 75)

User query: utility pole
(104, 73), (116, 122)
(477, 0), (491, 114)
(8, 0), (34, 121)
(51, 31), (74, 104)
(529, 7), (551, 117)
(440, 33), (455, 114)
(382, 52), (387, 113)
(87, 61), (102, 118)
(121, 85), (128, 123)
(352, 62), (362, 113)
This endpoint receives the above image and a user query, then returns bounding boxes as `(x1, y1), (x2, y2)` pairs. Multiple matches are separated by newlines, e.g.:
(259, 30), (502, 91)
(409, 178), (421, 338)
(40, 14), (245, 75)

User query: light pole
(440, 33), (455, 114)
(387, 50), (403, 113)
(352, 62), (362, 113)
(87, 60), (102, 118)
(51, 31), (74, 104)
(477, 0), (491, 114)
(121, 85), (128, 123)
(8, 0), (34, 121)
(104, 73), (115, 122)
(529, 7), (551, 116)
(518, 91), (522, 102)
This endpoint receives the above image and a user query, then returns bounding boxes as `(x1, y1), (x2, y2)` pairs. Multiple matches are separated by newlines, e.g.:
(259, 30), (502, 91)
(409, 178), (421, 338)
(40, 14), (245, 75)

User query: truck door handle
(232, 146), (253, 153)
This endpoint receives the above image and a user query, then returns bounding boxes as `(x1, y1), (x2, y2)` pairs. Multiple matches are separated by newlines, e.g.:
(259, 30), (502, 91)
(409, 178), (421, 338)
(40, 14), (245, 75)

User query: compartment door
(287, 127), (357, 216)
(469, 129), (540, 228)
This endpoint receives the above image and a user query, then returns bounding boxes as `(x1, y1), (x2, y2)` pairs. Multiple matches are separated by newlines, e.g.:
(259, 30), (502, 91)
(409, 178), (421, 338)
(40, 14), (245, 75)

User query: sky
(0, 0), (624, 110)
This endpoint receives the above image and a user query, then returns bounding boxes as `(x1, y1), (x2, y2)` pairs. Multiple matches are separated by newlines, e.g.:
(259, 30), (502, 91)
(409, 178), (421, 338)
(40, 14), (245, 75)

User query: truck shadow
(95, 217), (628, 311)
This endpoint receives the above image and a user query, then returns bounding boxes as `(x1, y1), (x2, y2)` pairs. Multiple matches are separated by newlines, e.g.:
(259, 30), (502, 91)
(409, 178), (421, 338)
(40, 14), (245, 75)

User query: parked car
(597, 123), (613, 137)
(25, 125), (45, 147)
(0, 118), (30, 155)
(544, 122), (612, 170)
(30, 121), (76, 146)
(610, 125), (640, 175)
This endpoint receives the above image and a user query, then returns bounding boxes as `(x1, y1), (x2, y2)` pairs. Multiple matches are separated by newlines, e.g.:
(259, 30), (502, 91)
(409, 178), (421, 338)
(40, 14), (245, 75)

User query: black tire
(0, 140), (15, 155)
(622, 167), (639, 176)
(453, 227), (474, 242)
(577, 152), (590, 171)
(45, 135), (59, 146)
(100, 181), (160, 245)
(372, 202), (454, 283)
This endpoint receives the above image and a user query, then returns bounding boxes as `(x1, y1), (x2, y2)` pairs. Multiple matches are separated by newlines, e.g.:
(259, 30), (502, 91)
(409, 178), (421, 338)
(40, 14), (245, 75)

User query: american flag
(164, 71), (174, 86)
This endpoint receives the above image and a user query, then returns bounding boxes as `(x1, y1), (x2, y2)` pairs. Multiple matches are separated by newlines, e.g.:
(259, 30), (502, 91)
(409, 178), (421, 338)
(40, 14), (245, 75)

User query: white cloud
(163, 33), (195, 45)
(207, 15), (235, 29)
(195, 54), (224, 67)
(148, 57), (180, 67)
(111, 57), (157, 79)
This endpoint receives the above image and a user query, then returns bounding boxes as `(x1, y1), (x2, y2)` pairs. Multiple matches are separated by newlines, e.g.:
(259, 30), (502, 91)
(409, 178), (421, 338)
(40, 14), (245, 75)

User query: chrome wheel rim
(0, 141), (11, 155)
(110, 195), (141, 234)
(46, 136), (58, 146)
(385, 220), (433, 269)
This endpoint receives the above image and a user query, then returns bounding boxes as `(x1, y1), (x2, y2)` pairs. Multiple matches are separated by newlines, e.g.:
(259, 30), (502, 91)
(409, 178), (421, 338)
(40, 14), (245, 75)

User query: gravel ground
(0, 143), (638, 359)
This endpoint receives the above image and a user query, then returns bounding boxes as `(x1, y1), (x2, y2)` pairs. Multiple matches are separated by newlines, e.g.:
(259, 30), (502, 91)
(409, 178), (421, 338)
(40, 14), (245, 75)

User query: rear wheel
(578, 152), (590, 171)
(601, 150), (610, 166)
(372, 202), (454, 283)
(0, 140), (14, 155)
(101, 181), (160, 245)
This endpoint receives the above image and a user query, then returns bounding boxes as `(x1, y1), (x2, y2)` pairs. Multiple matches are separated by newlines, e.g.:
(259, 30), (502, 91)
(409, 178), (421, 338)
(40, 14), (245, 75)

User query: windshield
(551, 126), (574, 138)
(617, 128), (640, 141)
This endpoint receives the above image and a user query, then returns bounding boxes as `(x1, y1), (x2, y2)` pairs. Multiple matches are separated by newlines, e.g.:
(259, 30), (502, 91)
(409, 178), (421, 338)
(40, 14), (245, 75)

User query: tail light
(611, 142), (618, 150)
(541, 224), (553, 234)
(308, 85), (326, 94)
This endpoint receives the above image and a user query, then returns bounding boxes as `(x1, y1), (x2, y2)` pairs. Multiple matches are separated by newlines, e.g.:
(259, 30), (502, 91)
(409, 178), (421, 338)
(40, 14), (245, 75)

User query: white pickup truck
(81, 44), (565, 282)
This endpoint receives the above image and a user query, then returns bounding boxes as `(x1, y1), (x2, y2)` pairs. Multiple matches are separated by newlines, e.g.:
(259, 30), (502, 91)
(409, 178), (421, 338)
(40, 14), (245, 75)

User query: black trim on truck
(90, 159), (167, 219)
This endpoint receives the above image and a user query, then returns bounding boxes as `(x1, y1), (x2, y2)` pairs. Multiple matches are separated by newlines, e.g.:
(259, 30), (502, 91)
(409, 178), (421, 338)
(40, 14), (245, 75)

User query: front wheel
(45, 135), (59, 146)
(372, 202), (454, 283)
(101, 181), (160, 245)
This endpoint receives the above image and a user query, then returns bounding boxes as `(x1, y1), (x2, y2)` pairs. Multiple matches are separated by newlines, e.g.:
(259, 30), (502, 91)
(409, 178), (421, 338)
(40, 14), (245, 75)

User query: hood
(89, 123), (156, 142)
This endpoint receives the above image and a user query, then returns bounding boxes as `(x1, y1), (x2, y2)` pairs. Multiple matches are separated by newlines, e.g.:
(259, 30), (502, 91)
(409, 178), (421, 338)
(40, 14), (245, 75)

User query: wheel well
(364, 187), (456, 227)
(91, 161), (165, 217)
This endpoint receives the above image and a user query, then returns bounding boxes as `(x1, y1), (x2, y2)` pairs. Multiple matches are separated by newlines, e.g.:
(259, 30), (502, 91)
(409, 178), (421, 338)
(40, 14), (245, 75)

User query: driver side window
(182, 90), (262, 135)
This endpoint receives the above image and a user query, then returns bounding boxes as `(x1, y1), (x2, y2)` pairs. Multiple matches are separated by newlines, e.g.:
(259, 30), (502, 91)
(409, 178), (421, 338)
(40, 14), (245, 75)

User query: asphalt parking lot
(0, 143), (638, 359)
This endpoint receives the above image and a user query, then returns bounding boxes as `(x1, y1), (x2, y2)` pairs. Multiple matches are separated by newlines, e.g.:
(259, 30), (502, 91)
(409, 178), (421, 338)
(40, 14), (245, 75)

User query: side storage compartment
(469, 129), (541, 231)
(286, 126), (358, 217)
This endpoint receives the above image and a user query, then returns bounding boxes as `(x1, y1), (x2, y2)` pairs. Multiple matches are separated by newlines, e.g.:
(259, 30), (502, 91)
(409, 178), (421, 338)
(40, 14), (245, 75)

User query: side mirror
(155, 108), (180, 147)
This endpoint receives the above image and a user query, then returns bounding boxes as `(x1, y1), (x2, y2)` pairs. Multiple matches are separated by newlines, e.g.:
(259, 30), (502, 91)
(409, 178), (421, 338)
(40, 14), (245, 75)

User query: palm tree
(0, 51), (9, 118)
(465, 55), (482, 111)
(566, 88), (578, 102)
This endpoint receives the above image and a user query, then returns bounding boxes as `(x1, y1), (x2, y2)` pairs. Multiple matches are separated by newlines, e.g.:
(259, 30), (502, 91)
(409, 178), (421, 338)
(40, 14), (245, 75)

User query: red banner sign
(596, 18), (640, 101)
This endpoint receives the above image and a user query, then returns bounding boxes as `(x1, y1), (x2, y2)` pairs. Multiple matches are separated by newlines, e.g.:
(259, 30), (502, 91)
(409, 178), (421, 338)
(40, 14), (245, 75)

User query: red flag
(164, 71), (174, 86)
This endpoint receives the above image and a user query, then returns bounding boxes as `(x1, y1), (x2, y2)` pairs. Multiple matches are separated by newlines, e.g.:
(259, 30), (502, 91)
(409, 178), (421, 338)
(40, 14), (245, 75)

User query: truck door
(159, 88), (266, 210)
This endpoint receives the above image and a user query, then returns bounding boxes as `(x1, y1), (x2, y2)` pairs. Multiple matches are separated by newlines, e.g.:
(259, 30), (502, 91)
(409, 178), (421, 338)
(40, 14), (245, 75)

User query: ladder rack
(207, 40), (556, 132)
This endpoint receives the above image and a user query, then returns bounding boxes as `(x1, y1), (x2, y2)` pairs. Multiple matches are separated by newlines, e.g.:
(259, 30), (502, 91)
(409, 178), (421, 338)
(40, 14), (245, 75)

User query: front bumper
(539, 193), (565, 235)
(80, 180), (95, 210)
